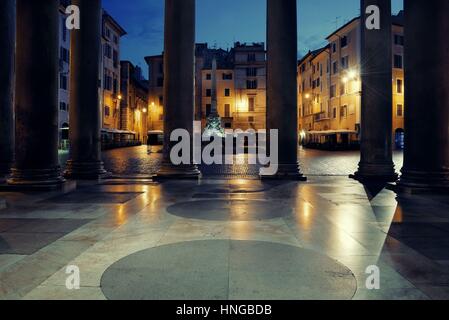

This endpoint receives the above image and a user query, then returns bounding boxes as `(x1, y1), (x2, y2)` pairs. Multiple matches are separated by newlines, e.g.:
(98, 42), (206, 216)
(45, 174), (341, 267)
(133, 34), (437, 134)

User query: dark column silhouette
(156, 0), (200, 179)
(397, 0), (449, 191)
(263, 0), (306, 180)
(352, 0), (397, 182)
(65, 0), (108, 180)
(8, 0), (65, 188)
(0, 0), (16, 181)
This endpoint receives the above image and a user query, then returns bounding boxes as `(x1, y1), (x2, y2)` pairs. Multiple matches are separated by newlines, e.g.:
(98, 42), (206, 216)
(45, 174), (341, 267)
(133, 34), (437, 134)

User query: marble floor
(1, 176), (449, 300)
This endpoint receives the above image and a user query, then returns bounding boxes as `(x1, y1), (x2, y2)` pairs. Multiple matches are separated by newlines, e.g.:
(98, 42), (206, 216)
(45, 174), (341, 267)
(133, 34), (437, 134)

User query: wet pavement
(59, 146), (404, 177)
(1, 176), (449, 300)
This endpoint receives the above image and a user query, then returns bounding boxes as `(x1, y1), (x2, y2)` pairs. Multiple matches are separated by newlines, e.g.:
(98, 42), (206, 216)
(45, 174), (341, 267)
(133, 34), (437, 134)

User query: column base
(6, 167), (67, 190)
(260, 164), (307, 181)
(154, 162), (201, 180)
(351, 162), (398, 183)
(389, 169), (449, 194)
(0, 162), (11, 177)
(0, 164), (9, 185)
(64, 160), (110, 180)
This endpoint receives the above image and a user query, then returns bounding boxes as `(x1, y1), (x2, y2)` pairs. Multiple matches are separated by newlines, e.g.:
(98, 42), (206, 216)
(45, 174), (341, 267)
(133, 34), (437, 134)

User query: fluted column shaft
(264, 0), (305, 180)
(353, 0), (397, 182)
(0, 0), (16, 179)
(65, 0), (107, 180)
(398, 0), (449, 191)
(156, 0), (200, 179)
(8, 0), (65, 187)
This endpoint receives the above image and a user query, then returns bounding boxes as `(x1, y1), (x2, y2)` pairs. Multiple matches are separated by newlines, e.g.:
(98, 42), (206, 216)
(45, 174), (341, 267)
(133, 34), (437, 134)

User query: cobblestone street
(59, 146), (404, 177)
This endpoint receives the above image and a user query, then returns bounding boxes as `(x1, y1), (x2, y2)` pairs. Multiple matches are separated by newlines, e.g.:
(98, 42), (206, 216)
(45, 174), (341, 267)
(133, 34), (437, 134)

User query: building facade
(145, 55), (165, 132)
(120, 61), (149, 143)
(298, 12), (405, 149)
(57, 4), (127, 148)
(232, 42), (266, 130)
(101, 11), (127, 130)
(145, 42), (267, 133)
(58, 0), (71, 149)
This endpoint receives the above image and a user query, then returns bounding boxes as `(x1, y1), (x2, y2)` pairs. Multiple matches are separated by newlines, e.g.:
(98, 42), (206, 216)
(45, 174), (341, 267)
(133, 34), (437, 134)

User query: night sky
(103, 0), (404, 75)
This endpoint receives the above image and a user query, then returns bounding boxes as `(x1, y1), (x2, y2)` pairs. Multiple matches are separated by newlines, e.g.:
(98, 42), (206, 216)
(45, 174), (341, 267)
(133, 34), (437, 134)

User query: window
(224, 104), (231, 117)
(60, 74), (68, 90)
(61, 18), (67, 42)
(104, 106), (110, 117)
(206, 104), (212, 117)
(332, 61), (338, 74)
(206, 73), (211, 80)
(159, 95), (163, 106)
(60, 47), (70, 63)
(206, 89), (212, 97)
(340, 105), (348, 118)
(247, 80), (258, 90)
(394, 55), (403, 69)
(248, 97), (255, 112)
(246, 68), (257, 77)
(59, 102), (67, 111)
(113, 50), (118, 68)
(104, 27), (111, 39)
(396, 79), (403, 94)
(223, 73), (233, 80)
(333, 107), (337, 119)
(341, 56), (349, 69)
(397, 104), (404, 117)
(156, 77), (164, 87)
(247, 54), (256, 62)
(340, 36), (348, 48)
(394, 34), (404, 46)
(332, 42), (337, 53)
(248, 116), (255, 122)
(113, 35), (118, 44)
(224, 89), (231, 97)
(104, 44), (112, 59)
(330, 85), (336, 98)
(113, 78), (118, 95)
(316, 77), (321, 87)
(340, 83), (346, 95)
(103, 69), (112, 91)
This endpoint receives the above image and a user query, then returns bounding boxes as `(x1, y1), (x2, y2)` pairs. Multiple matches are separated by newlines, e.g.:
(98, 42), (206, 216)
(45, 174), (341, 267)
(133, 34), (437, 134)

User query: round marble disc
(101, 240), (357, 300)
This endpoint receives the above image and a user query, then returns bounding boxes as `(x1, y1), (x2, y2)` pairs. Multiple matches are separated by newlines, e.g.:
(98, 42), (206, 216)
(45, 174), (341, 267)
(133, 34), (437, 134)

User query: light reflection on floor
(0, 176), (448, 300)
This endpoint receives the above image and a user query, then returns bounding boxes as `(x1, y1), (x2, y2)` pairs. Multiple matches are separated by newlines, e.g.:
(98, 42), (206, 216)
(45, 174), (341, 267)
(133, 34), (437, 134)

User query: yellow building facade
(298, 13), (405, 149)
(101, 11), (126, 130)
(145, 43), (267, 133)
(145, 55), (165, 132)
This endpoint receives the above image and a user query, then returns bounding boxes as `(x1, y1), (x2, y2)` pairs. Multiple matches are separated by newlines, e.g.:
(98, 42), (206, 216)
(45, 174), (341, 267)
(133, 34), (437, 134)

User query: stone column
(397, 0), (449, 191)
(352, 0), (397, 182)
(263, 0), (305, 180)
(65, 0), (108, 180)
(156, 0), (200, 179)
(0, 0), (15, 181)
(8, 0), (65, 187)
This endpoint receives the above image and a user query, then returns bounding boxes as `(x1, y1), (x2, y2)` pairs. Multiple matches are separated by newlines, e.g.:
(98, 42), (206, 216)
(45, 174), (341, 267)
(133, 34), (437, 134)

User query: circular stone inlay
(101, 240), (357, 300)
(166, 200), (291, 221)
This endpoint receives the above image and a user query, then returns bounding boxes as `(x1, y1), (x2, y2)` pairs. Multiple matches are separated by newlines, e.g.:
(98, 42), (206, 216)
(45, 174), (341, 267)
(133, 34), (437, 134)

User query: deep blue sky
(103, 0), (403, 76)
